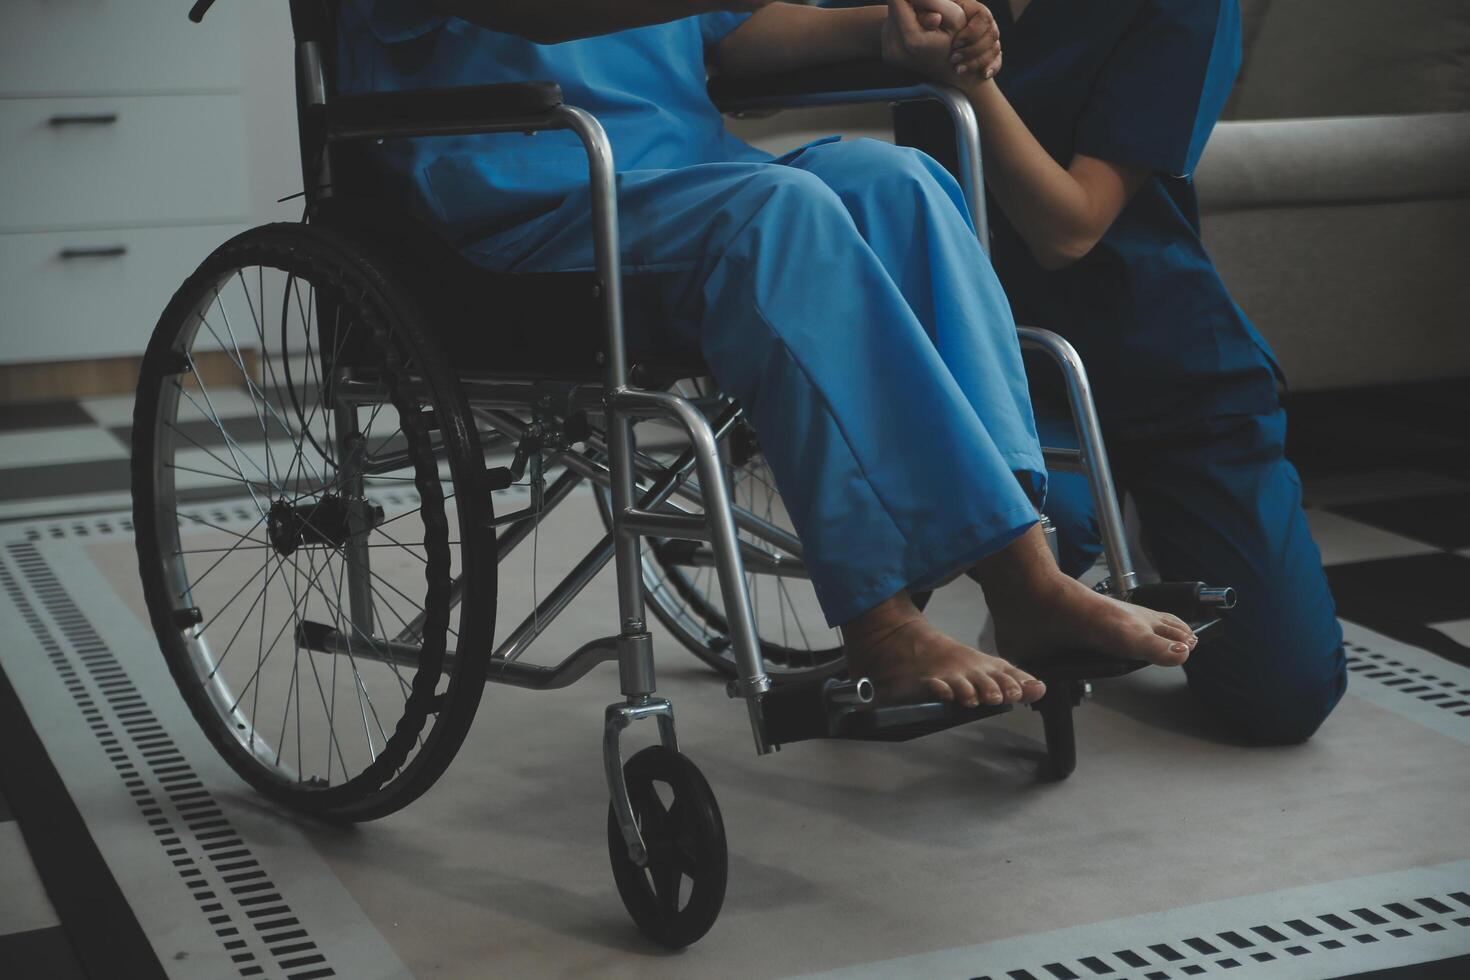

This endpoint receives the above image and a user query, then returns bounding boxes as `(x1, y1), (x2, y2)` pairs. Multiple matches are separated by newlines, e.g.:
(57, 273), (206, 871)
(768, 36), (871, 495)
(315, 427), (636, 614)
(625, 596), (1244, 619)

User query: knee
(1232, 699), (1338, 746)
(837, 138), (936, 176)
(741, 165), (851, 229)
(809, 139), (963, 207)
(1187, 643), (1348, 745)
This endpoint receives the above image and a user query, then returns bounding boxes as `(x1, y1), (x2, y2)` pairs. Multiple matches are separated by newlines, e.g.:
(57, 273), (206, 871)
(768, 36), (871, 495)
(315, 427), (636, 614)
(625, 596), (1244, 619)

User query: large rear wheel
(132, 223), (493, 821)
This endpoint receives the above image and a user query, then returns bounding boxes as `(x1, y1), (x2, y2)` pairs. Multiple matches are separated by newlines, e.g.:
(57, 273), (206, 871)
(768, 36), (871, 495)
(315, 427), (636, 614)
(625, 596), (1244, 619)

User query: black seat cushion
(312, 198), (704, 383)
(323, 83), (565, 132)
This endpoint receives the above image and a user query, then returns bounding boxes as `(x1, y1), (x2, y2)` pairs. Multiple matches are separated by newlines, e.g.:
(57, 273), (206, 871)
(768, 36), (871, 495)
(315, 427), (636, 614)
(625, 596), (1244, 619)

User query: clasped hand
(881, 0), (1002, 84)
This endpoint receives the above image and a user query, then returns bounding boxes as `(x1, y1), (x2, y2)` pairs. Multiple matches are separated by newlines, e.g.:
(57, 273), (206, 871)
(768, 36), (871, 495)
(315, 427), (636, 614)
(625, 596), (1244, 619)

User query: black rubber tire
(607, 746), (728, 949)
(132, 222), (494, 821)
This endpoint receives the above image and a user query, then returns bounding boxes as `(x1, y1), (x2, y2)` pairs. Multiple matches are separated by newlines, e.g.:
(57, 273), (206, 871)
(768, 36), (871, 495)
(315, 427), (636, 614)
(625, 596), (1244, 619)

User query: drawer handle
(59, 246), (128, 260)
(47, 113), (119, 127)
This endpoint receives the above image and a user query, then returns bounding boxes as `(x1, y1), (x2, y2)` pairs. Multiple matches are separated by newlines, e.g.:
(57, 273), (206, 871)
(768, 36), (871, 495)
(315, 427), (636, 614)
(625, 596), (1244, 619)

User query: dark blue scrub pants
(1038, 406), (1347, 744)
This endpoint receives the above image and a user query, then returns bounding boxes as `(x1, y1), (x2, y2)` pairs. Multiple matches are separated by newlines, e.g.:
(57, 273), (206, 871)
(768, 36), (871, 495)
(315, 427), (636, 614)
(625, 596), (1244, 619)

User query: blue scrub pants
(1037, 407), (1347, 744)
(470, 139), (1046, 625)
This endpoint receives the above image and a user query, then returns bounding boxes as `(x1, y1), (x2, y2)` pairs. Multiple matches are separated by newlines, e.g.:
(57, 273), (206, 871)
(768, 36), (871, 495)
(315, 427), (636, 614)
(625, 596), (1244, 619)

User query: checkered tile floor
(1282, 381), (1470, 670)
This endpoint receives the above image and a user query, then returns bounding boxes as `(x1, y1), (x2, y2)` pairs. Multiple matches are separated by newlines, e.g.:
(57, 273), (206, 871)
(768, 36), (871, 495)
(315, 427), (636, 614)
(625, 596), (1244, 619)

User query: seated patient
(338, 0), (1199, 706)
(887, 0), (1347, 740)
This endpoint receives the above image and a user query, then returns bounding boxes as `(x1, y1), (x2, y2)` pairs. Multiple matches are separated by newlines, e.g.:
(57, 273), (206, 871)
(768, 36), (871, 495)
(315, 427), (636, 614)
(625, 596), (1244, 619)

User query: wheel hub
(266, 493), (354, 556)
(727, 420), (761, 467)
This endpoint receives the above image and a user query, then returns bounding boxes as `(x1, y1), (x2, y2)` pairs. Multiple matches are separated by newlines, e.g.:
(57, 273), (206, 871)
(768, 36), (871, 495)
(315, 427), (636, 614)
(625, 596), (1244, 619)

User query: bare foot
(989, 570), (1197, 668)
(968, 524), (1197, 669)
(843, 595), (1046, 707)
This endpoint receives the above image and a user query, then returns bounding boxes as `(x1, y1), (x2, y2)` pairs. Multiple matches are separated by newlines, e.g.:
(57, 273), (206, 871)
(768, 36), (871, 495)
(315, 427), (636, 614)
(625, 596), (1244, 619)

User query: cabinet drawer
(0, 95), (249, 232)
(0, 224), (244, 364)
(0, 1), (241, 96)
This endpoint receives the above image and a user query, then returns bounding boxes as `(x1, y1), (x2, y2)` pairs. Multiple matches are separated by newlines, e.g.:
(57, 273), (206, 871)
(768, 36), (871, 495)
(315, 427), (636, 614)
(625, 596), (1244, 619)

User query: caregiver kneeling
(891, 0), (1347, 743)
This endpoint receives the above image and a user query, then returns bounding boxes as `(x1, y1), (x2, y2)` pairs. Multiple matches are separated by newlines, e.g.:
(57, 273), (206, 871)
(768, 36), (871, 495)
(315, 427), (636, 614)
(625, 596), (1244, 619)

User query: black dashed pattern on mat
(2, 540), (337, 980)
(1346, 640), (1470, 718)
(973, 892), (1470, 979)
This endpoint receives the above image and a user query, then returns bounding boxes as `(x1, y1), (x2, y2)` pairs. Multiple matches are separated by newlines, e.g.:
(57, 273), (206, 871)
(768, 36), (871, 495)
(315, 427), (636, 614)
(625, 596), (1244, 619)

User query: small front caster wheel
(607, 745), (728, 948)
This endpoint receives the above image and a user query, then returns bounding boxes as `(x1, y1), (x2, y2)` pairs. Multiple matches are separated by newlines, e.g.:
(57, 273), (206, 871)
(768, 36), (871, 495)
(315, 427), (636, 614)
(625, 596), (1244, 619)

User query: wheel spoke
(165, 461), (274, 494)
(198, 555), (273, 640)
(228, 550), (334, 713)
(298, 550), (399, 753)
(650, 858), (682, 913)
(674, 843), (700, 881)
(175, 371), (272, 511)
(175, 512), (268, 595)
(316, 547), (419, 700)
(204, 283), (287, 486)
(282, 548), (351, 780)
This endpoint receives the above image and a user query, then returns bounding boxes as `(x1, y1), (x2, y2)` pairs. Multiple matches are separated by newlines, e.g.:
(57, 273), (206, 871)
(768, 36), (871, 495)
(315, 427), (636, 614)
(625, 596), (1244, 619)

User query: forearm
(962, 78), (1142, 269)
(713, 4), (886, 76)
(431, 0), (745, 44)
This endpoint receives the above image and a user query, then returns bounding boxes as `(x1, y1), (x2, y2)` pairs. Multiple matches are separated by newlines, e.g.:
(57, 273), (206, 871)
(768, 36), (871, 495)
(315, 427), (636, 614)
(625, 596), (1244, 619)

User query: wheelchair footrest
(758, 580), (1234, 756)
(834, 699), (1013, 743)
(1021, 652), (1149, 684)
(760, 677), (1011, 747)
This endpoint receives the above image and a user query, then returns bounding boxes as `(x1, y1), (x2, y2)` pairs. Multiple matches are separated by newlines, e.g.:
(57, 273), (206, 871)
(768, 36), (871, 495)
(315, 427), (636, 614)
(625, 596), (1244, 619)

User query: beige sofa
(1197, 0), (1470, 390)
(728, 0), (1470, 391)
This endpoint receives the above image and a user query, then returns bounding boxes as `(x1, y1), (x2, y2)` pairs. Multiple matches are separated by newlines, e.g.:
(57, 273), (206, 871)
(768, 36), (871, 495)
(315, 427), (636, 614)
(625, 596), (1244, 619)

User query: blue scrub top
(985, 0), (1284, 426)
(335, 1), (769, 242)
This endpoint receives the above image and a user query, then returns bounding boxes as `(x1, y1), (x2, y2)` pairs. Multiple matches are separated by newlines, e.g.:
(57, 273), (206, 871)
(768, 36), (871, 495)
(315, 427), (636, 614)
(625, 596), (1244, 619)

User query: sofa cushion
(1228, 0), (1470, 119)
(1195, 112), (1470, 211)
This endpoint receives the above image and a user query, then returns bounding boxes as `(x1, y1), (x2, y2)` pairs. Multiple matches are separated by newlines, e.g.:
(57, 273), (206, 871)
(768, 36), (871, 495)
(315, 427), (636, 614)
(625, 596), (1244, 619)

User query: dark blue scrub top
(335, 1), (766, 242)
(984, 0), (1283, 427)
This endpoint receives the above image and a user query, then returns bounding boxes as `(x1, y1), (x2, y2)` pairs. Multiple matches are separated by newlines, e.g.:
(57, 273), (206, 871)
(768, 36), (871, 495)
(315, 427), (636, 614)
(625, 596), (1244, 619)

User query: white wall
(238, 5), (305, 226)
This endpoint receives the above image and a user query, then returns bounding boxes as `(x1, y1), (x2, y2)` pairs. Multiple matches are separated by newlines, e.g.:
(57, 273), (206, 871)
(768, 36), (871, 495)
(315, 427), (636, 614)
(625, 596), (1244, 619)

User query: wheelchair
(132, 0), (1235, 948)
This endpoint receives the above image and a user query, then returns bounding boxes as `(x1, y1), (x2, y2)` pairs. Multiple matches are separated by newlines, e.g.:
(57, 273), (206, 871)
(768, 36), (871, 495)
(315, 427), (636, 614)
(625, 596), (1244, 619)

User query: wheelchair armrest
(708, 60), (930, 113)
(319, 82), (566, 139)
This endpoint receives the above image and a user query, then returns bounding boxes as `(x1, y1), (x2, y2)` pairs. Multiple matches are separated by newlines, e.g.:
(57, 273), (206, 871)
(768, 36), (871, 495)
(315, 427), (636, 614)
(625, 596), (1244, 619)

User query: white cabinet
(0, 225), (244, 362)
(1, 95), (249, 232)
(0, 2), (251, 365)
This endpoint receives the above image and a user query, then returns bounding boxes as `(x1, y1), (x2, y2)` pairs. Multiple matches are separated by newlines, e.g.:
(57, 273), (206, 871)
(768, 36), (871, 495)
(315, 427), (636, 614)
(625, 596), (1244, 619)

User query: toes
(948, 674), (981, 708)
(970, 672), (1005, 705)
(1154, 621), (1196, 645)
(922, 676), (956, 703)
(1005, 666), (1047, 703)
(1154, 637), (1191, 666)
(1161, 614), (1198, 643)
(990, 669), (1025, 703)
